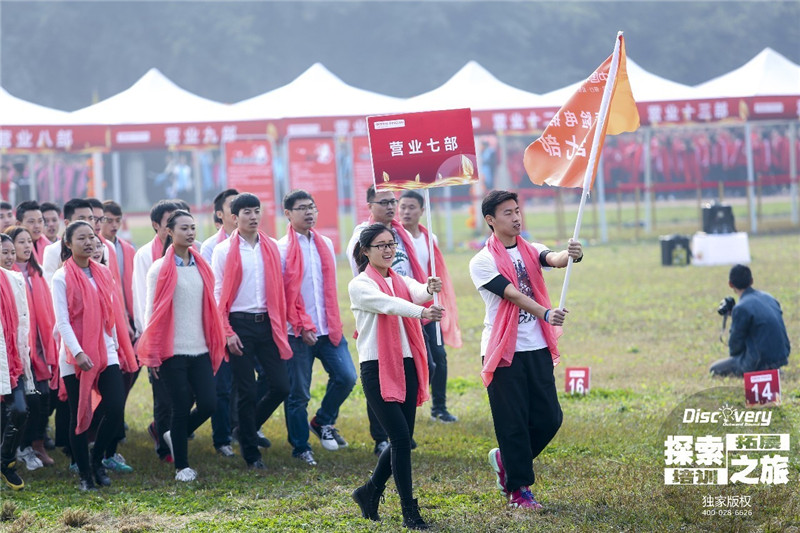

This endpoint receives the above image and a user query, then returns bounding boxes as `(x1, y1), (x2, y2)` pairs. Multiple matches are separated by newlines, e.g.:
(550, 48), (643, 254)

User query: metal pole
(444, 185), (453, 251)
(744, 122), (757, 233)
(423, 189), (441, 345)
(111, 152), (122, 204)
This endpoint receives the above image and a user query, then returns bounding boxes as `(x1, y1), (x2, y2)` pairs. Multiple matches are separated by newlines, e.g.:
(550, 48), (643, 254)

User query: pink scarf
(32, 234), (50, 264)
(14, 262), (58, 385)
(482, 234), (561, 387)
(0, 271), (22, 390)
(283, 228), (343, 346)
(118, 238), (136, 320)
(150, 235), (164, 262)
(393, 221), (463, 348)
(64, 258), (114, 434)
(138, 246), (226, 372)
(218, 230), (292, 360)
(365, 264), (429, 406)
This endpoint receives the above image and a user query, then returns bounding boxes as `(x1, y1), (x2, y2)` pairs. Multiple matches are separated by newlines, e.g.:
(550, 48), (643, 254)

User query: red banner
(367, 108), (478, 190)
(225, 140), (277, 236)
(351, 135), (374, 225)
(287, 137), (340, 252)
(0, 125), (110, 153)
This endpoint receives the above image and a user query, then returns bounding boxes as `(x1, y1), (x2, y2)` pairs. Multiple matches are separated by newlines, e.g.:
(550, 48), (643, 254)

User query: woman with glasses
(348, 223), (444, 530)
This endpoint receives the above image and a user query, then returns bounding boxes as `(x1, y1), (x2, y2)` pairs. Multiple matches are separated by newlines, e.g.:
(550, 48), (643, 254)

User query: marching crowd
(0, 186), (582, 528)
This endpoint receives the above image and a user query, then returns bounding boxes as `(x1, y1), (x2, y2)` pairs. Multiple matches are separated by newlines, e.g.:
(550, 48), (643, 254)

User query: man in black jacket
(710, 264), (791, 377)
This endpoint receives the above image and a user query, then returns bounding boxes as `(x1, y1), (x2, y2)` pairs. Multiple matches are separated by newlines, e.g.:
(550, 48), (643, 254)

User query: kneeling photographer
(710, 264), (791, 377)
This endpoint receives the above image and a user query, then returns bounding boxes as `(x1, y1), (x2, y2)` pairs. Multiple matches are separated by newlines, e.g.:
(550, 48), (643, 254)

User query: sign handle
(424, 189), (442, 346)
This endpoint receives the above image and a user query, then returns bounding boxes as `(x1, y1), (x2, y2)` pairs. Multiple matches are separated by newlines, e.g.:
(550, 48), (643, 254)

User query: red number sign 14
(565, 367), (590, 395)
(743, 369), (781, 407)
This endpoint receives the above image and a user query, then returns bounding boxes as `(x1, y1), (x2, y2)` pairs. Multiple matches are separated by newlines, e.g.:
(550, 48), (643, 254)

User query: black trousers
(1, 382), (29, 466)
(63, 365), (124, 478)
(361, 358), (418, 504)
(228, 314), (289, 464)
(423, 322), (448, 411)
(159, 354), (216, 470)
(486, 348), (562, 493)
(149, 367), (174, 459)
(21, 379), (50, 447)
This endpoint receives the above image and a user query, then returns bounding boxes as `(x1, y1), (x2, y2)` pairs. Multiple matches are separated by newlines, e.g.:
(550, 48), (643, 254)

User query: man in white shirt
(42, 198), (95, 285)
(469, 190), (582, 511)
(133, 199), (183, 462)
(277, 190), (356, 467)
(212, 193), (290, 469)
(199, 188), (239, 457)
(39, 202), (61, 244)
(398, 191), (457, 423)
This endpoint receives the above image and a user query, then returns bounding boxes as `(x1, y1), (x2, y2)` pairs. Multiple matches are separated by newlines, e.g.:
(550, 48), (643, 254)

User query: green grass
(2, 234), (798, 532)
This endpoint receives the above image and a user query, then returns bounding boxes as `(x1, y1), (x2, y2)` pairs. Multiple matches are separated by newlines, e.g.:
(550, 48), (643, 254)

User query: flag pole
(423, 188), (442, 345)
(559, 31), (624, 309)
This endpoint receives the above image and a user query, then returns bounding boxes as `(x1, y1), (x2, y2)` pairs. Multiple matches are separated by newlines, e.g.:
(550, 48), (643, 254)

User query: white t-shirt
(408, 231), (430, 277)
(469, 241), (550, 356)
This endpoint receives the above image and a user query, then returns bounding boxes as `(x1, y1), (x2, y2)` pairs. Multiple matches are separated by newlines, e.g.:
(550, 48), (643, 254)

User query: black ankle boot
(93, 463), (111, 487)
(401, 498), (430, 530)
(352, 479), (385, 521)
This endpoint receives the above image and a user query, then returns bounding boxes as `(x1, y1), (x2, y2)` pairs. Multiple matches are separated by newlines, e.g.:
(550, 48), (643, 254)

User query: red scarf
(0, 271), (23, 390)
(32, 234), (50, 264)
(393, 221), (463, 348)
(150, 235), (164, 262)
(96, 236), (138, 374)
(13, 262), (58, 384)
(365, 264), (429, 406)
(63, 258), (114, 434)
(482, 234), (561, 387)
(283, 227), (343, 346)
(216, 228), (228, 243)
(101, 235), (135, 320)
(218, 230), (292, 360)
(138, 246), (226, 373)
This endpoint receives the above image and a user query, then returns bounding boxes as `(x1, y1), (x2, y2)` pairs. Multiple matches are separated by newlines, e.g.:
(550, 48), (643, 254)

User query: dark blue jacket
(729, 288), (791, 371)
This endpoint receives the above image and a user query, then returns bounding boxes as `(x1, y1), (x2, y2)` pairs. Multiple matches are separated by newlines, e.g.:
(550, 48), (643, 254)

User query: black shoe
(93, 464), (111, 487)
(79, 476), (97, 492)
(256, 430), (271, 449)
(373, 440), (389, 456)
(1, 462), (24, 490)
(247, 459), (267, 470)
(401, 498), (430, 530)
(431, 408), (458, 423)
(352, 479), (384, 521)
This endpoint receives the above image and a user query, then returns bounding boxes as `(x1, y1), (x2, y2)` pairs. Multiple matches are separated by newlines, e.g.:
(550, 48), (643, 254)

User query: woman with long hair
(51, 220), (128, 491)
(138, 210), (225, 482)
(348, 223), (444, 530)
(5, 226), (59, 468)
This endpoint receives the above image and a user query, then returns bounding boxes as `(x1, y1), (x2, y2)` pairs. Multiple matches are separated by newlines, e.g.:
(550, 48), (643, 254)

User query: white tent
(538, 57), (697, 107)
(68, 68), (232, 125)
(229, 63), (404, 119)
(402, 60), (542, 111)
(692, 47), (800, 98)
(0, 87), (72, 125)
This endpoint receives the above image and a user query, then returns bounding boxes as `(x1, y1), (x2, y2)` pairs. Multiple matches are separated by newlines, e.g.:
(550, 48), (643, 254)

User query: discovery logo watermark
(681, 404), (771, 427)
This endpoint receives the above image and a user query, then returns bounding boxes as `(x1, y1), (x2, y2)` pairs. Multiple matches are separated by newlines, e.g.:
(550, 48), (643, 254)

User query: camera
(717, 296), (735, 316)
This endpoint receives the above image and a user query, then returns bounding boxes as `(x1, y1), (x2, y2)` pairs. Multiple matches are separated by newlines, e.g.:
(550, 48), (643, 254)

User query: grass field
(1, 233), (798, 532)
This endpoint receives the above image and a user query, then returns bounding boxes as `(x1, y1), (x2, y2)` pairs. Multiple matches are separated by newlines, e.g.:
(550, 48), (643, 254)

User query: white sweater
(348, 272), (432, 363)
(145, 258), (209, 357)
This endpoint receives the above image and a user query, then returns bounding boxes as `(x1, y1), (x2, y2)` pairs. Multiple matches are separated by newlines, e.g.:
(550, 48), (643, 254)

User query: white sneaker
(309, 421), (339, 451)
(216, 444), (235, 457)
(175, 467), (197, 482)
(295, 450), (317, 466)
(16, 447), (43, 471)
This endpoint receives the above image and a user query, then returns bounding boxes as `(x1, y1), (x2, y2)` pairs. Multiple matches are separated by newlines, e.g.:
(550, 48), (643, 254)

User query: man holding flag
(472, 33), (638, 511)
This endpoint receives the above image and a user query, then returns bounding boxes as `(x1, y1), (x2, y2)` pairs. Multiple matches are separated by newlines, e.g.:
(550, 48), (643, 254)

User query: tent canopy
(692, 47), (800, 98)
(1, 87), (72, 126)
(68, 68), (232, 125)
(538, 57), (697, 107)
(229, 63), (404, 119)
(403, 60), (542, 112)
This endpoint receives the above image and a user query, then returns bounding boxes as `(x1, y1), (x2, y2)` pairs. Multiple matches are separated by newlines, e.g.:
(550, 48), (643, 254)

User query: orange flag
(524, 34), (640, 188)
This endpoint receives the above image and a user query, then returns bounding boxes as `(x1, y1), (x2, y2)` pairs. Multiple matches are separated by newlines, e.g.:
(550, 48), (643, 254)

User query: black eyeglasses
(291, 204), (318, 213)
(369, 199), (397, 207)
(368, 242), (398, 252)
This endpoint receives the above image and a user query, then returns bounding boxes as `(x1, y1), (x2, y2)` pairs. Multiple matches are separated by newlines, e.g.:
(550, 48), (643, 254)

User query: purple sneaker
(488, 448), (508, 497)
(508, 487), (543, 511)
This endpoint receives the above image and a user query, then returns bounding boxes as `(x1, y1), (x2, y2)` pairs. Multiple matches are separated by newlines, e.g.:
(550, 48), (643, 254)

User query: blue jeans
(285, 335), (356, 455)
